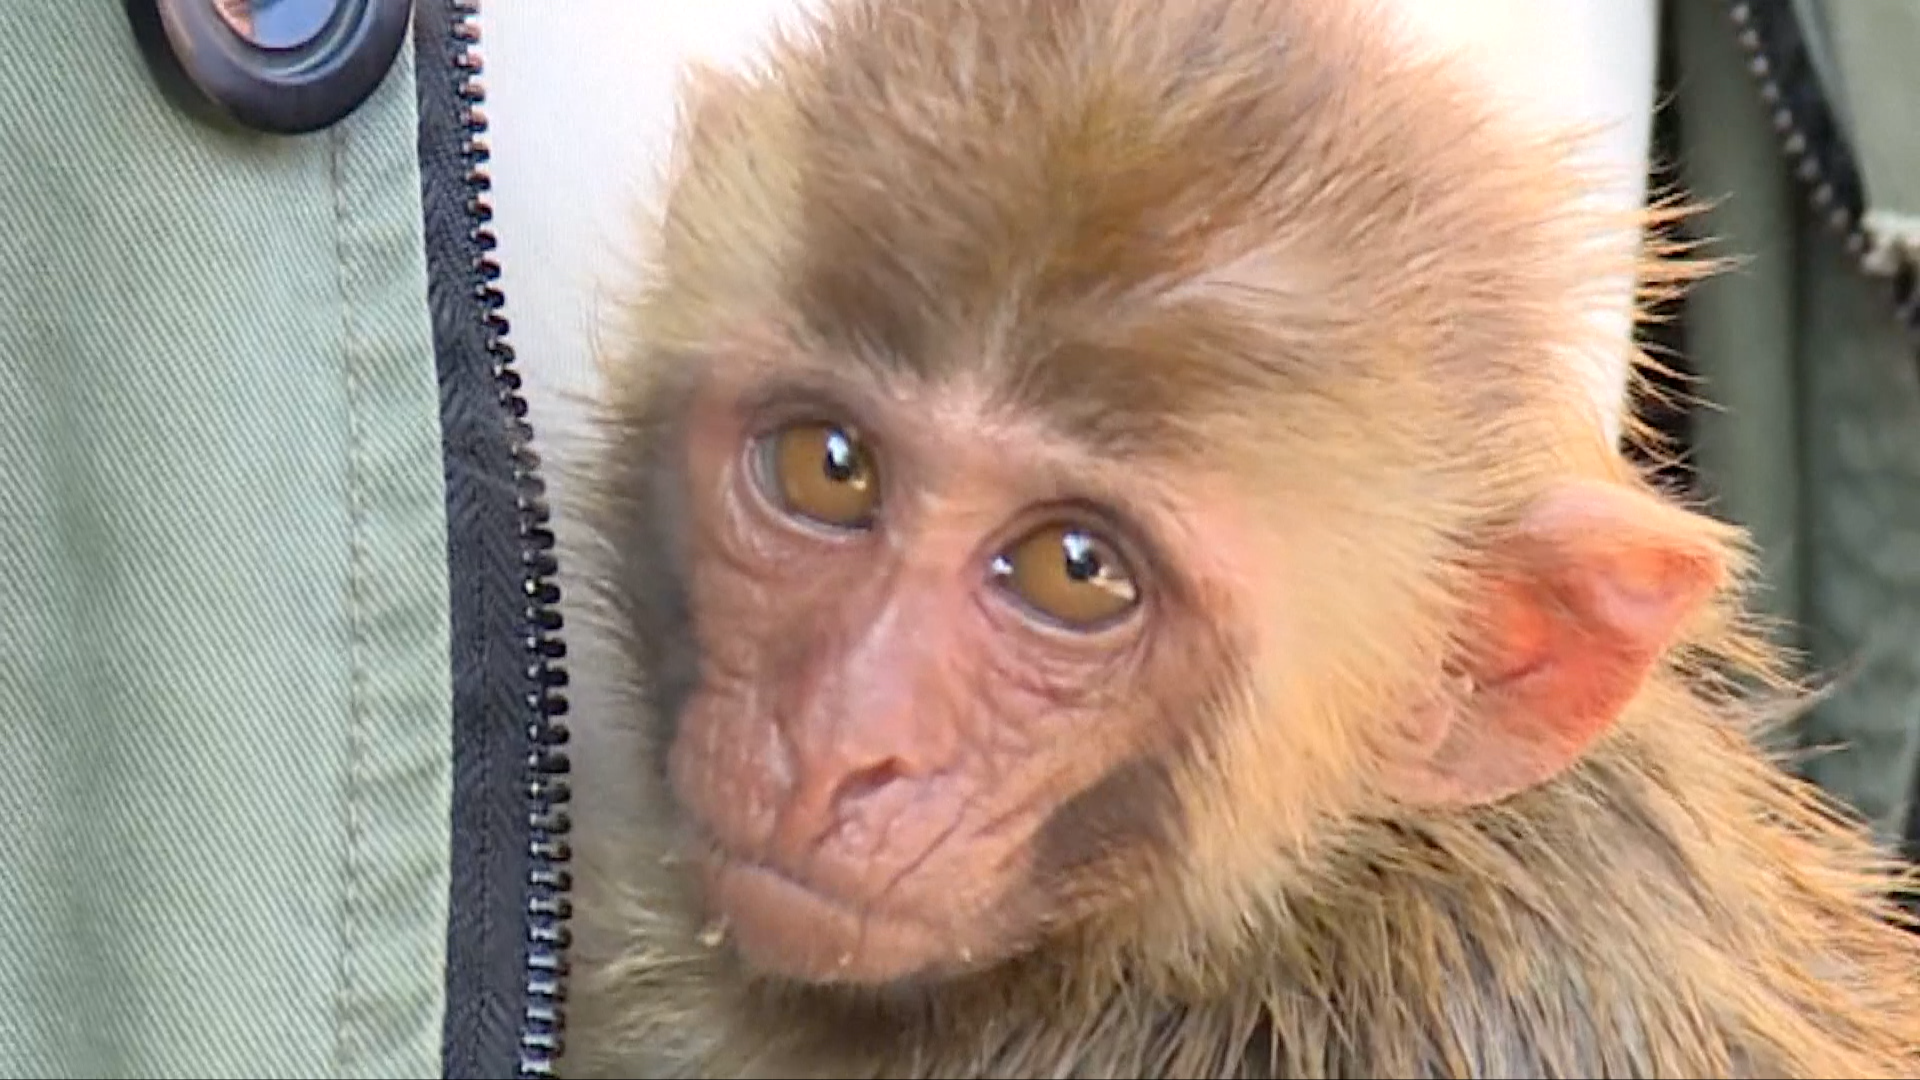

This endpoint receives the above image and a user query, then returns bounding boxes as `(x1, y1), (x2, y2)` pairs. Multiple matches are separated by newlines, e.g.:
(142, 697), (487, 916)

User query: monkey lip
(700, 851), (962, 986)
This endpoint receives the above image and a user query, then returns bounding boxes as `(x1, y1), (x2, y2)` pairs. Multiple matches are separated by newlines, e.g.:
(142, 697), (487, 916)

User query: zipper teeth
(1725, 0), (1920, 339)
(448, 3), (576, 1075)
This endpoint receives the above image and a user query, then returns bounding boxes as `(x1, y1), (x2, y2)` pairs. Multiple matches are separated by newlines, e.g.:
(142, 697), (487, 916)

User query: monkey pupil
(1062, 531), (1101, 582)
(822, 429), (858, 483)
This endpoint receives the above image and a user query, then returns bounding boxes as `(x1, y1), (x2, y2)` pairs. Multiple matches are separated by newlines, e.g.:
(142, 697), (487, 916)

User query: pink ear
(1396, 480), (1729, 808)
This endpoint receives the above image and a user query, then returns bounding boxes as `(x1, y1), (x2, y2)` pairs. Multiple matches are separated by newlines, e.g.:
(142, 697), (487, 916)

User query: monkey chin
(699, 850), (988, 989)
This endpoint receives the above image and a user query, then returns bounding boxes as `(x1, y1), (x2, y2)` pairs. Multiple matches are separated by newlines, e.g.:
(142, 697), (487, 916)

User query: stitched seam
(329, 118), (377, 1079)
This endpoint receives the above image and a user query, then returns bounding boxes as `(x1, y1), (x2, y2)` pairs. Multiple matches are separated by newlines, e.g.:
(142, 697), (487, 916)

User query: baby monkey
(562, 0), (1920, 1075)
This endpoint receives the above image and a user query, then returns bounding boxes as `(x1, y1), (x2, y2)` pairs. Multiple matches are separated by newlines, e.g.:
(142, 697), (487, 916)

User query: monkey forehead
(663, 0), (1627, 460)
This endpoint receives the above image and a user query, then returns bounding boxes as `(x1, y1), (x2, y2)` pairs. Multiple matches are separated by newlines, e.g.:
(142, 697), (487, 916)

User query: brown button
(127, 0), (411, 135)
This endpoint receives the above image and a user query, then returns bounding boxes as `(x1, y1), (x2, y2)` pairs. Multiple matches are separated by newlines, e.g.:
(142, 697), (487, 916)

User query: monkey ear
(1393, 479), (1729, 808)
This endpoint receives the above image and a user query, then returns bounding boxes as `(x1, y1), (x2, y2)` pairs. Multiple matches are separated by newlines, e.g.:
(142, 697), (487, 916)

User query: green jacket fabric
(1, 2), (1916, 1078)
(1671, 0), (1920, 844)
(2, 7), (451, 1077)
(2, 3), (570, 1077)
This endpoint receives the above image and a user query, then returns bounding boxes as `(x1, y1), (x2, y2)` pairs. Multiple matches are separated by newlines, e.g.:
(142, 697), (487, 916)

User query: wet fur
(556, 0), (1920, 1075)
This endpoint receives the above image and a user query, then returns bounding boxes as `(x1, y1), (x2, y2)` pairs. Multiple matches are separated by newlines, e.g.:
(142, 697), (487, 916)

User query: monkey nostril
(829, 757), (911, 810)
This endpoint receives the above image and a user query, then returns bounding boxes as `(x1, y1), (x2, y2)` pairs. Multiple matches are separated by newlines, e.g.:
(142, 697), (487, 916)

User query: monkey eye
(990, 523), (1140, 631)
(753, 420), (881, 530)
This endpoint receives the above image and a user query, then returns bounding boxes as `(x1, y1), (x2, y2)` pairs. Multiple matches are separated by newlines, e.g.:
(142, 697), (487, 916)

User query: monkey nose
(769, 643), (965, 853)
(783, 749), (923, 846)
(827, 756), (912, 811)
(773, 710), (956, 858)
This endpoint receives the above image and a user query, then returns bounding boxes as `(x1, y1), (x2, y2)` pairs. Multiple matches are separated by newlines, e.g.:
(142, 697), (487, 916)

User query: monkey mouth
(694, 847), (971, 987)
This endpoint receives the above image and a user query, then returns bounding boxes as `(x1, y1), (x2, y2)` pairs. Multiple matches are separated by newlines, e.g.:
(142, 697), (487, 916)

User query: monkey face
(642, 358), (1247, 989)
(584, 0), (1668, 1005)
(552, 5), (1920, 1076)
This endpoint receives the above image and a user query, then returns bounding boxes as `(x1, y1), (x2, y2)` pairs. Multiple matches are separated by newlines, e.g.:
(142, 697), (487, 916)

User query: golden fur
(557, 0), (1920, 1075)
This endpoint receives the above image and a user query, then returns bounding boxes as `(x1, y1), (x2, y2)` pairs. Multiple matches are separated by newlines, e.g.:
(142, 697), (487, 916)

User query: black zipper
(413, 0), (575, 1075)
(1724, 1), (1920, 339)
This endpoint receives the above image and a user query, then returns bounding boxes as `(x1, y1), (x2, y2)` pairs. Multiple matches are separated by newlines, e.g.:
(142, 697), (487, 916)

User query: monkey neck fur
(572, 673), (1920, 1079)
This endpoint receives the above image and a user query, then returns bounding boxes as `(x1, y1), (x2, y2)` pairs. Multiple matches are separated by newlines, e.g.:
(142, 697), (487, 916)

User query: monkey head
(587, 0), (1729, 996)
